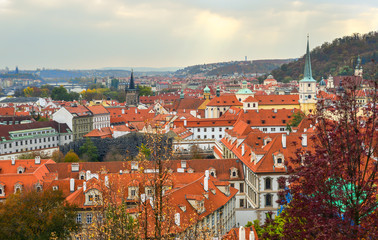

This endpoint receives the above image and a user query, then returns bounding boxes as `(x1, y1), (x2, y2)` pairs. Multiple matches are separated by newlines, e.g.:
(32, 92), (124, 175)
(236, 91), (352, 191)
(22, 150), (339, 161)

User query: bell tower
(299, 35), (317, 115)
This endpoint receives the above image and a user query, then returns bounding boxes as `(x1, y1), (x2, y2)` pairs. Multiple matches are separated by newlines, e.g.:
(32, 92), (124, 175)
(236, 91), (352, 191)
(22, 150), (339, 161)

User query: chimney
(35, 156), (41, 165)
(282, 134), (286, 148)
(302, 134), (307, 147)
(11, 156), (15, 165)
(70, 178), (75, 192)
(135, 108), (137, 114)
(86, 170), (91, 180)
(204, 176), (208, 192)
(249, 229), (256, 240)
(104, 175), (109, 188)
(181, 160), (187, 169)
(304, 128), (307, 132)
(239, 226), (246, 240)
(184, 120), (187, 126)
(175, 212), (181, 226)
(273, 108), (277, 113)
(83, 181), (87, 192)
(122, 109), (125, 114)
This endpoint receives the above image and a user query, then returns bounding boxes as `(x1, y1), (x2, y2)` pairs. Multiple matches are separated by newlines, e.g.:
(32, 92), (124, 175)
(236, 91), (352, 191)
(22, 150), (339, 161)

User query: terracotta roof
(65, 106), (92, 116)
(171, 98), (205, 111)
(207, 95), (242, 107)
(0, 107), (15, 116)
(239, 109), (302, 127)
(254, 95), (299, 105)
(86, 105), (109, 115)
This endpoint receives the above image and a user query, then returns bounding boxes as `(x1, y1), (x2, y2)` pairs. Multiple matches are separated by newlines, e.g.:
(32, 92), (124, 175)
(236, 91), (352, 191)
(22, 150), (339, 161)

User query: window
(94, 195), (100, 201)
(212, 128), (215, 132)
(230, 183), (234, 188)
(131, 189), (136, 196)
(271, 128), (276, 132)
(240, 199), (244, 208)
(262, 128), (267, 132)
(239, 183), (244, 193)
(88, 195), (93, 202)
(219, 128), (222, 131)
(280, 128), (285, 131)
(265, 194), (272, 207)
(76, 214), (82, 223)
(219, 135), (222, 138)
(308, 95), (311, 99)
(265, 178), (272, 190)
(204, 128), (207, 132)
(308, 84), (311, 87)
(197, 129), (200, 132)
(16, 142), (18, 146)
(86, 213), (93, 224)
(277, 158), (283, 164)
(212, 135), (215, 139)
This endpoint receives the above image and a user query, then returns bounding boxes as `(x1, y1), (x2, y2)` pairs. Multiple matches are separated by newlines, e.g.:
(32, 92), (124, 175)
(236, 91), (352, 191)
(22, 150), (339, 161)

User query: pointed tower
(216, 85), (220, 97)
(180, 89), (184, 99)
(125, 69), (139, 107)
(299, 35), (317, 115)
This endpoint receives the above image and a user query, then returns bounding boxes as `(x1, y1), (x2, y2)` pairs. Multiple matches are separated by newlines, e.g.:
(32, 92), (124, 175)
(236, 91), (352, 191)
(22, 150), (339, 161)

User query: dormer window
(209, 168), (216, 177)
(128, 186), (139, 199)
(79, 171), (86, 180)
(53, 186), (59, 191)
(230, 168), (238, 178)
(85, 189), (102, 206)
(17, 166), (25, 174)
(14, 183), (23, 194)
(273, 152), (285, 168)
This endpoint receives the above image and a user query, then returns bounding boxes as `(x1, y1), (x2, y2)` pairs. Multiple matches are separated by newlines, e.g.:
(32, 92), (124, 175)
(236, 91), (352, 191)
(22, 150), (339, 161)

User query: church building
(125, 70), (140, 107)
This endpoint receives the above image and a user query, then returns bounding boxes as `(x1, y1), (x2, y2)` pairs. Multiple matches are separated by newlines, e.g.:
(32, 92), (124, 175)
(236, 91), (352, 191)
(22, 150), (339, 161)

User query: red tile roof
(207, 95), (242, 106)
(86, 105), (109, 115)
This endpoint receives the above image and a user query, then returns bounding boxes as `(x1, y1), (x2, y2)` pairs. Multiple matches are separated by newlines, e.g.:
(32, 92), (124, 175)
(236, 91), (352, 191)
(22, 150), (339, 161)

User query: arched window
(265, 177), (271, 190)
(277, 158), (283, 164)
(17, 166), (24, 174)
(265, 194), (272, 207)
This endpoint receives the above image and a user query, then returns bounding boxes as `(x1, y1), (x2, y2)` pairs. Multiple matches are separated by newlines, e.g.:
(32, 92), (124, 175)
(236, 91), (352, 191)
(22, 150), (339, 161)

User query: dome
(242, 80), (247, 84)
(204, 85), (210, 93)
(319, 78), (326, 86)
(267, 75), (274, 79)
(237, 88), (253, 94)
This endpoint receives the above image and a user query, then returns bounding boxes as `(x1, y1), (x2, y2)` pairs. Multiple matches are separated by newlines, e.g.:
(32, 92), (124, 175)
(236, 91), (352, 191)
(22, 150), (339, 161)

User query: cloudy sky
(0, 0), (377, 70)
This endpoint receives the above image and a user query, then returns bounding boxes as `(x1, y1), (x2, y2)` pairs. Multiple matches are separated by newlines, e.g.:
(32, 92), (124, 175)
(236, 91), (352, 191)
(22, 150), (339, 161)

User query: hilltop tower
(354, 55), (363, 78)
(125, 70), (139, 107)
(299, 36), (317, 115)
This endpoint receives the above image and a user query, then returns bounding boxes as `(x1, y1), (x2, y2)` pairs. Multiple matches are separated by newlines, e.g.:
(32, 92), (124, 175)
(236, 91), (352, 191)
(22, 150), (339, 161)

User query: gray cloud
(0, 0), (377, 69)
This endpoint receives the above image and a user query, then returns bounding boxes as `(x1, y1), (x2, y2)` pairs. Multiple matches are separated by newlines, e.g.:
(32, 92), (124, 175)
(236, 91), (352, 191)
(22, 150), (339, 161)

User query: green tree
(51, 86), (70, 101)
(79, 138), (99, 162)
(64, 149), (80, 162)
(0, 189), (80, 240)
(139, 86), (152, 96)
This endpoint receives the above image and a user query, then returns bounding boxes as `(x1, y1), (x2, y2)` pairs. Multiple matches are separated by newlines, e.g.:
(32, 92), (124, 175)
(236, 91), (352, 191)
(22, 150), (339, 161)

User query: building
(0, 121), (72, 159)
(205, 95), (243, 118)
(86, 105), (110, 130)
(53, 106), (93, 141)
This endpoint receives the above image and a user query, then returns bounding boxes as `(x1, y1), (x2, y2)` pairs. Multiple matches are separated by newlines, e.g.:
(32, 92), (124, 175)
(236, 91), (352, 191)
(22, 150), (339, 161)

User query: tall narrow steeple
(301, 35), (316, 82)
(129, 69), (135, 90)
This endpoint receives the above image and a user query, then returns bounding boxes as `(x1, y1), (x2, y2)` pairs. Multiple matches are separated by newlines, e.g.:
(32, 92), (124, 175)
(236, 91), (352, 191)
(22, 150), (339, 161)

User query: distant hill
(175, 59), (294, 77)
(270, 31), (378, 82)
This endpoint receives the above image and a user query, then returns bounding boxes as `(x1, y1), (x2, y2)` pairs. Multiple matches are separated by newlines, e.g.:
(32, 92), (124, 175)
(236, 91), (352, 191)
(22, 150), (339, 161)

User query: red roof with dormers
(0, 159), (55, 199)
(207, 94), (242, 107)
(238, 108), (302, 127)
(254, 95), (299, 105)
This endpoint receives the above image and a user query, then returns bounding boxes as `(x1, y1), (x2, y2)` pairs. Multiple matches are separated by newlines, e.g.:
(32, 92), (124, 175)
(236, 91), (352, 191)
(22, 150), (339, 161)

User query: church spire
(129, 69), (135, 89)
(300, 35), (316, 82)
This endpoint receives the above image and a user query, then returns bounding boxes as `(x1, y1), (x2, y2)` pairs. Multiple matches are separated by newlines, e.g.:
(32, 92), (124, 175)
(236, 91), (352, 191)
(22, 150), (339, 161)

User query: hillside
(270, 31), (378, 82)
(175, 59), (293, 77)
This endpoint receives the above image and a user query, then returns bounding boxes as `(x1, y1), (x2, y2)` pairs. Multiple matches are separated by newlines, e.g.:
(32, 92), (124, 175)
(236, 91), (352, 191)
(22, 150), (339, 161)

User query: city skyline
(0, 0), (377, 70)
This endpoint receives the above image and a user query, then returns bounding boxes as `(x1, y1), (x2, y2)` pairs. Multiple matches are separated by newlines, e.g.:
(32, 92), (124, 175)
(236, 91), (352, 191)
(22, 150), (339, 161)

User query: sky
(0, 0), (377, 70)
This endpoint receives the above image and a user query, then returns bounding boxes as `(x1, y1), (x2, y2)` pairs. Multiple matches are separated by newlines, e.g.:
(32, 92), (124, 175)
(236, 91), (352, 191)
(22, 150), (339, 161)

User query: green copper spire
(300, 35), (316, 82)
(180, 89), (184, 99)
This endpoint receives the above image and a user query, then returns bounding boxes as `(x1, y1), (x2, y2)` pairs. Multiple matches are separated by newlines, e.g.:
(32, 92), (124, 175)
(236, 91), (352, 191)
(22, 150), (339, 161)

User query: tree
(286, 111), (305, 132)
(0, 189), (80, 239)
(79, 138), (99, 162)
(64, 149), (80, 162)
(280, 76), (378, 239)
(111, 78), (120, 89)
(139, 86), (152, 96)
(52, 150), (65, 163)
